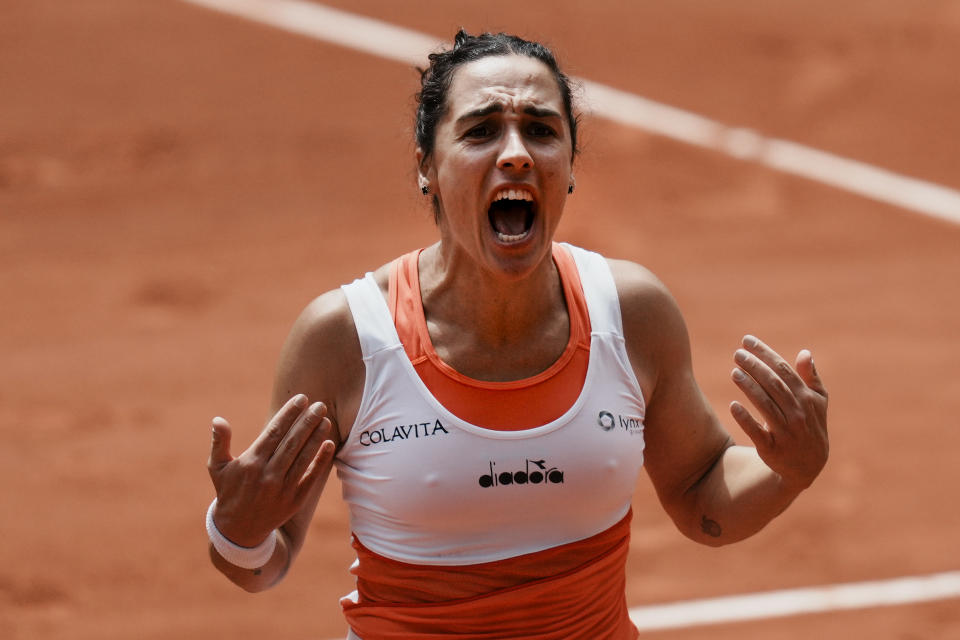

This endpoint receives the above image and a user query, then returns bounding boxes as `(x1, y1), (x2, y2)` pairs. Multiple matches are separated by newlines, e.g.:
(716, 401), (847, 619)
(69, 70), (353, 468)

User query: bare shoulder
(605, 258), (689, 350)
(280, 263), (390, 371)
(273, 262), (394, 442)
(606, 258), (679, 319)
(605, 258), (692, 400)
(284, 288), (357, 361)
(272, 287), (365, 445)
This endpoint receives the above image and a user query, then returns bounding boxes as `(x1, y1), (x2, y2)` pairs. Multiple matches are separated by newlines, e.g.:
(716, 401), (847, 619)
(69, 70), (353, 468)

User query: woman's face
(419, 54), (574, 280)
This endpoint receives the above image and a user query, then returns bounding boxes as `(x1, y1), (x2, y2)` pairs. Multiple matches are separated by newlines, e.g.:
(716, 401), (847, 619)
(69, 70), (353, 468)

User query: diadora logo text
(478, 459), (564, 488)
(597, 410), (643, 435)
(358, 419), (449, 447)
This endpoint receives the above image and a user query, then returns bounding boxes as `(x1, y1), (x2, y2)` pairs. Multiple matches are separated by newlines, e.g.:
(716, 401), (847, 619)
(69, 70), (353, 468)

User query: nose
(497, 129), (533, 171)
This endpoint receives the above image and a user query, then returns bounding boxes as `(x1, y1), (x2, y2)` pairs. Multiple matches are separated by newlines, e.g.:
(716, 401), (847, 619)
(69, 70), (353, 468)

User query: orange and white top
(335, 243), (646, 639)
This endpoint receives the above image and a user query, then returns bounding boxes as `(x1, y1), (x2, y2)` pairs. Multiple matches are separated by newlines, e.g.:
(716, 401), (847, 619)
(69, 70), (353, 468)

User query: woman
(205, 31), (829, 639)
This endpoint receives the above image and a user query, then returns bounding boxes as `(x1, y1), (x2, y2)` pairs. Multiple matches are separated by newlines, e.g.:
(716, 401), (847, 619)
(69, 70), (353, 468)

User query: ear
(416, 147), (433, 189)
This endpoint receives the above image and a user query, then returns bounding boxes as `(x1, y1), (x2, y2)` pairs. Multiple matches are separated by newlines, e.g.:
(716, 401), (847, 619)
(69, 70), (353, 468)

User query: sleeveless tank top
(336, 243), (646, 564)
(335, 243), (646, 639)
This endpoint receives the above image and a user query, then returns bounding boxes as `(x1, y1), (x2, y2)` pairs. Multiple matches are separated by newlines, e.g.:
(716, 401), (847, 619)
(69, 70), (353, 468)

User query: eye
(527, 122), (556, 138)
(465, 123), (496, 139)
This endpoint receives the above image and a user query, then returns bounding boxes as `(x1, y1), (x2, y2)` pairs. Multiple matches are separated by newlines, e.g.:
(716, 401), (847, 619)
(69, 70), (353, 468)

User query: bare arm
(610, 260), (829, 546)
(206, 289), (364, 590)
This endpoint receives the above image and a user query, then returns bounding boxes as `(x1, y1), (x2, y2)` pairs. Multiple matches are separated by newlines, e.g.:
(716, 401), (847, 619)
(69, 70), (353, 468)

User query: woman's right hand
(206, 394), (337, 547)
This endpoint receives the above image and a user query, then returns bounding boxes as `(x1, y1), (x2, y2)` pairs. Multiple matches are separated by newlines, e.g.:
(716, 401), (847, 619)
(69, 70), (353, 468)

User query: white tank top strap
(340, 272), (399, 358)
(561, 243), (623, 338)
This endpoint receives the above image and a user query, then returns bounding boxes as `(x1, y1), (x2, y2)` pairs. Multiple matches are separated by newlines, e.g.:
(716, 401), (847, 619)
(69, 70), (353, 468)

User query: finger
(731, 353), (789, 427)
(736, 335), (815, 431)
(284, 413), (333, 485)
(795, 349), (828, 398)
(268, 401), (326, 471)
(208, 416), (233, 471)
(729, 400), (772, 451)
(741, 335), (808, 398)
(249, 393), (309, 458)
(295, 438), (337, 501)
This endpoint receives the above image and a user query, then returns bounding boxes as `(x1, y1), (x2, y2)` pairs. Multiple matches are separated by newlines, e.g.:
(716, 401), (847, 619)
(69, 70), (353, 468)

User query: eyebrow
(456, 103), (563, 124)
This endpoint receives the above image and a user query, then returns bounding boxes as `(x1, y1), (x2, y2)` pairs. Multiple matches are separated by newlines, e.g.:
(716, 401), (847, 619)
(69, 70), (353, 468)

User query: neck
(417, 241), (569, 379)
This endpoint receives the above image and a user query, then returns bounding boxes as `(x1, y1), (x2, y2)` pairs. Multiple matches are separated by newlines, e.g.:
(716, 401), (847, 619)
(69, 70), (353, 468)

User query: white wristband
(206, 498), (278, 570)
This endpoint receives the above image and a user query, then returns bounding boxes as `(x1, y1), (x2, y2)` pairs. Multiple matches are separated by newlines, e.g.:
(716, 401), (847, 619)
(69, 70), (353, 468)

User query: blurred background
(2, 1), (958, 638)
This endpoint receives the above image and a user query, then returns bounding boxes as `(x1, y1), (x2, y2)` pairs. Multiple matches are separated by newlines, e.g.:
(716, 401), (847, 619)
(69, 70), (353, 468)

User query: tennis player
(205, 30), (829, 639)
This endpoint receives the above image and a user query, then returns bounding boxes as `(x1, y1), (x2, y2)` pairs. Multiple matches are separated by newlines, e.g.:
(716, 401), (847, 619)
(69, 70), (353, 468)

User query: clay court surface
(3, 1), (959, 638)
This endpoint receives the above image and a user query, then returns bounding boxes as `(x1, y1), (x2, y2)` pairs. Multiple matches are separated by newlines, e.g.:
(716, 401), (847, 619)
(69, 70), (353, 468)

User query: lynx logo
(358, 419), (449, 447)
(597, 410), (643, 435)
(478, 459), (564, 488)
(598, 411), (616, 431)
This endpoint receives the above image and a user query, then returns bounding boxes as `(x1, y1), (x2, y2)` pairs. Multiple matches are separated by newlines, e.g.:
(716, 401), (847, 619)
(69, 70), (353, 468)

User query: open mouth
(488, 188), (536, 243)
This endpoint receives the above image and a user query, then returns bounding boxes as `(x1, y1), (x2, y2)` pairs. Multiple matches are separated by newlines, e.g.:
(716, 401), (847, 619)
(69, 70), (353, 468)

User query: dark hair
(415, 30), (580, 162)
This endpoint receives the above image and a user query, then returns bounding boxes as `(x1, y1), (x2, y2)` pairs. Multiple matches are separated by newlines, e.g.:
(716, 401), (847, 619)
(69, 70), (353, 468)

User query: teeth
(490, 188), (533, 243)
(494, 189), (533, 202)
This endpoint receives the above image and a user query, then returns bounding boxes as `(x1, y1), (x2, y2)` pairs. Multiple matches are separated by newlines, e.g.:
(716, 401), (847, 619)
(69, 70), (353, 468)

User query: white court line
(629, 570), (960, 631)
(181, 0), (960, 226)
(319, 571), (960, 638)
(180, 0), (960, 628)
(183, 0), (437, 65)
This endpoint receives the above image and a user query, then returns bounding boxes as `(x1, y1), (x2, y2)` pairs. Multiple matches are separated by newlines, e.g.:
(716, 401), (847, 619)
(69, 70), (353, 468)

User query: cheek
(439, 158), (487, 193)
(541, 146), (572, 174)
(544, 163), (572, 190)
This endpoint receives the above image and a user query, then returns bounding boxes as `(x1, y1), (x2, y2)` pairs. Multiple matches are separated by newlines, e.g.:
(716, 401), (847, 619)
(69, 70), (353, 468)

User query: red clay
(2, 2), (959, 638)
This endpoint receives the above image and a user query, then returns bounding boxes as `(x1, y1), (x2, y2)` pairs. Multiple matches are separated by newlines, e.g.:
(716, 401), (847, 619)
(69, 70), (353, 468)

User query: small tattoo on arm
(701, 515), (722, 538)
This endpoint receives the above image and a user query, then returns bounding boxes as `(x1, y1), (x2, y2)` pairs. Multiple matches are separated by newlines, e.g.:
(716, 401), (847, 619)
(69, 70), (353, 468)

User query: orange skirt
(341, 532), (639, 640)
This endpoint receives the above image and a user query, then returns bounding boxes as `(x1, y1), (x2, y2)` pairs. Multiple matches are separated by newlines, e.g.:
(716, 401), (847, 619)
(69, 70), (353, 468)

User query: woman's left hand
(729, 335), (829, 492)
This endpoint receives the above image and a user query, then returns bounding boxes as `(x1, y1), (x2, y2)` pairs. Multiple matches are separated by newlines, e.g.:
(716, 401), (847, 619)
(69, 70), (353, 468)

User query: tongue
(490, 201), (529, 236)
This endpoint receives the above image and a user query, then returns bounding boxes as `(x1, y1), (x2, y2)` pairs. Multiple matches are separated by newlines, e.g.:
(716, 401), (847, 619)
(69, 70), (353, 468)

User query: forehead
(445, 54), (564, 117)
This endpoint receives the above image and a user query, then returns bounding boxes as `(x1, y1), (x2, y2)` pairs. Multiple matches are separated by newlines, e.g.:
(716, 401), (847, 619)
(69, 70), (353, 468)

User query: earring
(567, 184), (575, 194)
(421, 185), (429, 195)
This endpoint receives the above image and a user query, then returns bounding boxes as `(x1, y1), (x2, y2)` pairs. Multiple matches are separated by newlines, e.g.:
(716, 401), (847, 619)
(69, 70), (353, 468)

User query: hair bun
(453, 28), (471, 49)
